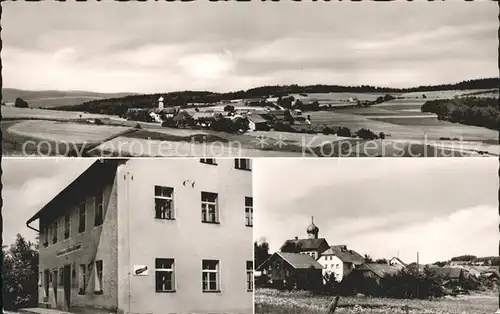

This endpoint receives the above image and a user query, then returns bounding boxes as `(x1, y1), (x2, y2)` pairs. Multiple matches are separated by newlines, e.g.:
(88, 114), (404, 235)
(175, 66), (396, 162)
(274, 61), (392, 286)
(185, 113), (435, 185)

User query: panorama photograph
(1, 1), (499, 157)
(253, 158), (499, 314)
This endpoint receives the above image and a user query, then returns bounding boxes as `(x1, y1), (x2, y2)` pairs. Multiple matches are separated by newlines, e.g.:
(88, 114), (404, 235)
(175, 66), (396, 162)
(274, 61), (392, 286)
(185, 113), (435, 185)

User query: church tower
(306, 216), (319, 239)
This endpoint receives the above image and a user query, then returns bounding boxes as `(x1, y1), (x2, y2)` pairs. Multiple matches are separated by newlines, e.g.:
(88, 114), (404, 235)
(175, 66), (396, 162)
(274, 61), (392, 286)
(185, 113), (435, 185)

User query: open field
(2, 106), (113, 120)
(7, 120), (132, 143)
(306, 110), (498, 142)
(255, 288), (498, 314)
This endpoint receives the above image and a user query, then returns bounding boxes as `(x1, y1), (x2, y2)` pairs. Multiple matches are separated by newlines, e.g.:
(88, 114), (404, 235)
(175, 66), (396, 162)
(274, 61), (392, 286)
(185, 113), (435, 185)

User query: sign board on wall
(133, 265), (149, 276)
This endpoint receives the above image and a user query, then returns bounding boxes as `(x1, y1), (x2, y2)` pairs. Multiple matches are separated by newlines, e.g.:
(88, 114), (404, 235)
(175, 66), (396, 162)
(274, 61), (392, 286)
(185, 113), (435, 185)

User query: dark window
(155, 258), (175, 292)
(154, 186), (174, 220)
(200, 159), (217, 165)
(95, 260), (103, 293)
(201, 192), (218, 223)
(94, 193), (104, 226)
(52, 222), (58, 244)
(64, 214), (70, 239)
(235, 159), (251, 170)
(245, 197), (253, 227)
(78, 202), (86, 233)
(246, 261), (254, 291)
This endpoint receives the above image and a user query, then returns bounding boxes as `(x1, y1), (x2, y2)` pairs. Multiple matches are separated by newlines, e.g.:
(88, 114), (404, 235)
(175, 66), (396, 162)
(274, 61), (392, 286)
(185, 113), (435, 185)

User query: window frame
(200, 158), (217, 165)
(155, 258), (176, 293)
(202, 260), (220, 293)
(246, 261), (254, 291)
(78, 202), (86, 234)
(94, 193), (104, 227)
(78, 264), (86, 295)
(64, 213), (71, 240)
(201, 192), (219, 224)
(154, 186), (175, 220)
(52, 222), (58, 244)
(94, 260), (103, 294)
(245, 197), (253, 227)
(234, 158), (251, 171)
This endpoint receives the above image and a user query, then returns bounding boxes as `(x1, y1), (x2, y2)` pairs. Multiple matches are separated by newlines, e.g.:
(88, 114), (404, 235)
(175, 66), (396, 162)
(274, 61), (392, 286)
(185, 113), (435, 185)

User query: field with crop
(306, 109), (498, 143)
(255, 288), (498, 314)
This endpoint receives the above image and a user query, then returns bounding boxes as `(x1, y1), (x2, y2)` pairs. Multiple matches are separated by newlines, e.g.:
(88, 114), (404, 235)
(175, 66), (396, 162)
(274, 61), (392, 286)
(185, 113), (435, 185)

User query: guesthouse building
(27, 158), (254, 314)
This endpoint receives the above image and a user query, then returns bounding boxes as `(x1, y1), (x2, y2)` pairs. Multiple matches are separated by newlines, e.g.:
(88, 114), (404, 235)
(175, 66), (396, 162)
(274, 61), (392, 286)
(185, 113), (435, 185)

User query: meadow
(255, 288), (498, 314)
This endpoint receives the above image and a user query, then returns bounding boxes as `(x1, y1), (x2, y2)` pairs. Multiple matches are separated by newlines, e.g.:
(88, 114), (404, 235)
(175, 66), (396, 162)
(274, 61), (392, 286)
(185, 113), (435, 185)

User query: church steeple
(306, 216), (319, 239)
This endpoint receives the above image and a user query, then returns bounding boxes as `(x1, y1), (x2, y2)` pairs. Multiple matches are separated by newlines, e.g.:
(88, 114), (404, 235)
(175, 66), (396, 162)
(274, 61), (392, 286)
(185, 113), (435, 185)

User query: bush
(14, 97), (29, 108)
(379, 132), (386, 139)
(355, 128), (378, 140)
(94, 118), (103, 125)
(322, 126), (335, 135)
(337, 126), (351, 137)
(134, 123), (142, 129)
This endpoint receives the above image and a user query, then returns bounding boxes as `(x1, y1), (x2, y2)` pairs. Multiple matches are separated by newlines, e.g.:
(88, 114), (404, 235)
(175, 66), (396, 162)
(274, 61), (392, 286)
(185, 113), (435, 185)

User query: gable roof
(248, 115), (268, 124)
(322, 246), (365, 264)
(390, 257), (407, 266)
(358, 263), (403, 278)
(277, 252), (324, 270)
(280, 238), (329, 252)
(26, 159), (127, 228)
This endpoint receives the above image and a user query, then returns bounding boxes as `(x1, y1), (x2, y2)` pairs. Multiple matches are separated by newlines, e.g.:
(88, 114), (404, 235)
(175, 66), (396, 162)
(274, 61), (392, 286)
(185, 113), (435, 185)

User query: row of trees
(51, 78), (498, 116)
(2, 234), (39, 311)
(421, 97), (499, 131)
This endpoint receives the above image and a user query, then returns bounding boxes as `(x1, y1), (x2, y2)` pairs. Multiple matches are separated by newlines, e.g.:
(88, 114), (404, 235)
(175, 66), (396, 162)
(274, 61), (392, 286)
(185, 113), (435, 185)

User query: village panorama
(2, 78), (499, 158)
(253, 158), (499, 314)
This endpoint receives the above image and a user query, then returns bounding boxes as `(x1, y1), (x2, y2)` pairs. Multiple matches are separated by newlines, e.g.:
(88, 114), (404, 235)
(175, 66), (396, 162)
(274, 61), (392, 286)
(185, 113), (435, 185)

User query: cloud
(2, 1), (497, 92)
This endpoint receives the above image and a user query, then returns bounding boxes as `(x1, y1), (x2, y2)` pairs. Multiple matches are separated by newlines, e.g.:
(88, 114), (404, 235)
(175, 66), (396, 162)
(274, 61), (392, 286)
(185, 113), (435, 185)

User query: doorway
(63, 265), (71, 312)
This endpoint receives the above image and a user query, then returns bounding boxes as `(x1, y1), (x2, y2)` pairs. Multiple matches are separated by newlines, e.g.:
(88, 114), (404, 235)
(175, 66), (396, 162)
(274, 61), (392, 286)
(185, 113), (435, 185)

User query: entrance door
(63, 265), (71, 312)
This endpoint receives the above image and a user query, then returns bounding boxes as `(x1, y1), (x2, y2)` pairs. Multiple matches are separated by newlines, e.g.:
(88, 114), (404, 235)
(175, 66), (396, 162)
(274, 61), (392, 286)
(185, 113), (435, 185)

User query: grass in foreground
(255, 288), (497, 314)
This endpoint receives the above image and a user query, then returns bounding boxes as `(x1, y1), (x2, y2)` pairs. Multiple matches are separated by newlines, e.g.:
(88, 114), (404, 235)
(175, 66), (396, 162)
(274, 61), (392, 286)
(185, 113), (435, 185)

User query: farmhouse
(26, 158), (253, 314)
(389, 257), (407, 267)
(247, 115), (268, 131)
(317, 245), (365, 282)
(257, 252), (323, 290)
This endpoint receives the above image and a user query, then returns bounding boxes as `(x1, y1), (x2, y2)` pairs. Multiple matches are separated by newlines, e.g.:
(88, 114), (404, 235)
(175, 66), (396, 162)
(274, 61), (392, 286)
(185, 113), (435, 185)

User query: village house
(256, 252), (323, 290)
(317, 245), (365, 282)
(247, 115), (268, 131)
(389, 257), (407, 267)
(27, 158), (253, 314)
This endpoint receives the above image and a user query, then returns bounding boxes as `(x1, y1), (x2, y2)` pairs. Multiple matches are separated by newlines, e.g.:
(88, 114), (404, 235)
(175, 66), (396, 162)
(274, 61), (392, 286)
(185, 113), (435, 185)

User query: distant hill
(9, 77), (499, 116)
(1, 88), (137, 108)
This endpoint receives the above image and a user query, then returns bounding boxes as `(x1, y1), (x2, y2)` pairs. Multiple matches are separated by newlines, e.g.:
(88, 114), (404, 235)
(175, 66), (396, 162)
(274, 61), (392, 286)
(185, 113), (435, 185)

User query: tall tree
(2, 234), (39, 311)
(254, 238), (270, 268)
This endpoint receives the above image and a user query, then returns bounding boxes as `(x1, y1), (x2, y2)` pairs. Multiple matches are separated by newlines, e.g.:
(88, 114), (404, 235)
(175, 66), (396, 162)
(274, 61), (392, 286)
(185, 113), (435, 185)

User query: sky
(254, 158), (499, 264)
(2, 158), (97, 246)
(2, 1), (498, 93)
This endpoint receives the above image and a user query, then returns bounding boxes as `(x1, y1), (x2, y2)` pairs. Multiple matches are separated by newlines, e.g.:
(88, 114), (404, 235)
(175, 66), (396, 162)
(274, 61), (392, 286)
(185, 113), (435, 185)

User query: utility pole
(416, 252), (419, 299)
